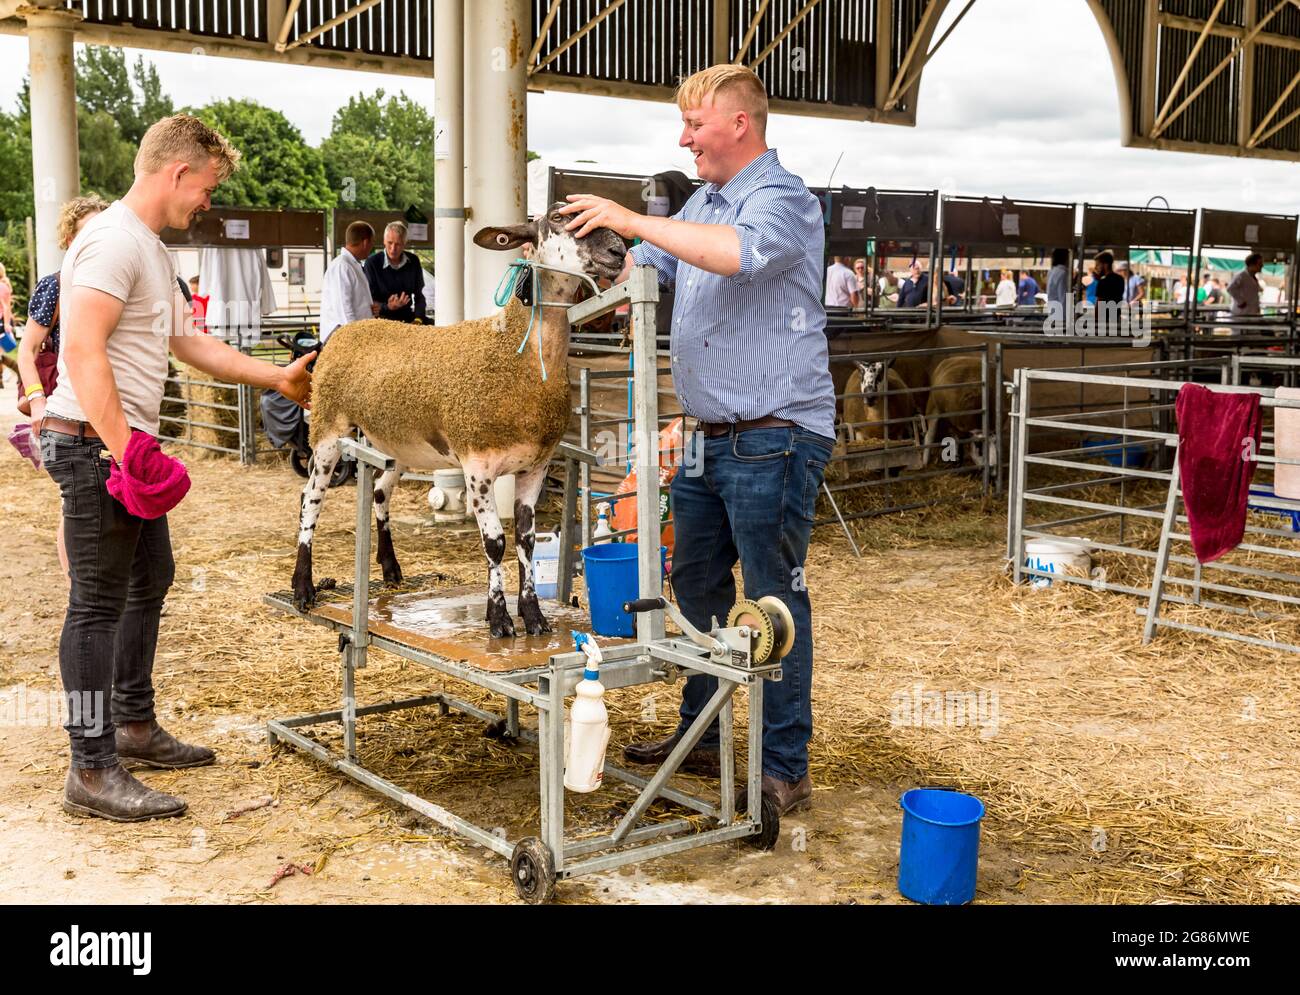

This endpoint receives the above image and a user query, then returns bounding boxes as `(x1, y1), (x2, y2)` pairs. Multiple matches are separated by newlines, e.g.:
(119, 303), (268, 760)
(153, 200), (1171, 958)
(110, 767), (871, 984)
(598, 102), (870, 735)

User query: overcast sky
(1, 0), (1297, 212)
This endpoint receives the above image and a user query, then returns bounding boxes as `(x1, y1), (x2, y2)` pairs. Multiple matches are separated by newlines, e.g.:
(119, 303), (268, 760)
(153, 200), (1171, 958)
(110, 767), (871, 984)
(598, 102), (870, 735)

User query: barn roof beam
(747, 0), (823, 70)
(1151, 0), (1293, 139)
(883, 0), (975, 112)
(529, 0), (628, 76)
(280, 0), (384, 53)
(274, 0), (303, 52)
(1249, 70), (1300, 146)
(734, 0), (773, 64)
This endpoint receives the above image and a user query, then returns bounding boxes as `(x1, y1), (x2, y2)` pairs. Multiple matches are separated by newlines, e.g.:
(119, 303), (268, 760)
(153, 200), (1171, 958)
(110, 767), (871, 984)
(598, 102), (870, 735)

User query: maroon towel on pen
(1175, 384), (1261, 563)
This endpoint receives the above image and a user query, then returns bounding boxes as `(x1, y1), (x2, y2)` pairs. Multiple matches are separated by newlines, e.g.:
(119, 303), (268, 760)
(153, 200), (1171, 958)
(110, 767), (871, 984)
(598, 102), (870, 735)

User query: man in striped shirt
(561, 64), (836, 816)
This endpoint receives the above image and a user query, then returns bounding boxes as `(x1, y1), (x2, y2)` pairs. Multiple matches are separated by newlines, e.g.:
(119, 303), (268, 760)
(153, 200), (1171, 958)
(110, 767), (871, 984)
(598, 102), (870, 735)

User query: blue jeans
(668, 426), (833, 782)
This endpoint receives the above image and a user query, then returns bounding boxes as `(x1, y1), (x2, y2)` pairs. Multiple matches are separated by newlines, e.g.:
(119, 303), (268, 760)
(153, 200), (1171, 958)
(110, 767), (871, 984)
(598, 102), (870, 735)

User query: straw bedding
(3, 447), (1297, 903)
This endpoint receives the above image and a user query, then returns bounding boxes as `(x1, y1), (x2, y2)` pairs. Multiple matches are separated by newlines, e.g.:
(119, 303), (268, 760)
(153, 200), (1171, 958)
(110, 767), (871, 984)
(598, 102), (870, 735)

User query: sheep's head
(474, 203), (627, 284)
(857, 361), (889, 406)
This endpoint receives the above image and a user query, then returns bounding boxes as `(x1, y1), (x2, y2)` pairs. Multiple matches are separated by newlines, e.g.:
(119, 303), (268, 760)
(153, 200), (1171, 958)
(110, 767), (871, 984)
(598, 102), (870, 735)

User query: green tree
(78, 109), (136, 200)
(189, 99), (334, 209)
(75, 47), (174, 145)
(320, 90), (435, 210)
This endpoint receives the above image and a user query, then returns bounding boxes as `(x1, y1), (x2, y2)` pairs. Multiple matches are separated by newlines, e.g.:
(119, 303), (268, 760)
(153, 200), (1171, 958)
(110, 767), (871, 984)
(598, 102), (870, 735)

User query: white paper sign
(1245, 224), (1260, 243)
(646, 195), (671, 217)
(1001, 213), (1020, 237)
(223, 218), (250, 240)
(434, 126), (449, 161)
(407, 223), (429, 241)
(841, 205), (866, 229)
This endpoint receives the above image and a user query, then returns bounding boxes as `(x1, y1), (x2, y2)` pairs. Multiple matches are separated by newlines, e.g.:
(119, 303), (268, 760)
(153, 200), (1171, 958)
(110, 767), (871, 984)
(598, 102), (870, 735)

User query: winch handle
(622, 597), (666, 614)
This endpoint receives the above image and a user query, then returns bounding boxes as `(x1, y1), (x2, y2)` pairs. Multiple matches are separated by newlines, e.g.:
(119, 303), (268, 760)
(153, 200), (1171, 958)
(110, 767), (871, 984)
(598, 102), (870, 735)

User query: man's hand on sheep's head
(560, 195), (642, 240)
(278, 351), (315, 410)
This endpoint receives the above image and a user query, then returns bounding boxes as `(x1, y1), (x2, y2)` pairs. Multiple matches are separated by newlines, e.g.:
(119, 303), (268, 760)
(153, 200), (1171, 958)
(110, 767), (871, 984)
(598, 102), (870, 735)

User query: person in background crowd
(1228, 253), (1264, 317)
(995, 268), (1016, 307)
(878, 270), (900, 308)
(1017, 268), (1040, 305)
(0, 261), (14, 338)
(320, 220), (379, 343)
(1173, 277), (1188, 304)
(187, 275), (208, 330)
(363, 220), (426, 322)
(1209, 277), (1225, 305)
(18, 195), (110, 578)
(1093, 251), (1125, 304)
(1197, 272), (1215, 303)
(1118, 260), (1146, 305)
(824, 255), (859, 308)
(853, 258), (870, 308)
(1047, 248), (1070, 319)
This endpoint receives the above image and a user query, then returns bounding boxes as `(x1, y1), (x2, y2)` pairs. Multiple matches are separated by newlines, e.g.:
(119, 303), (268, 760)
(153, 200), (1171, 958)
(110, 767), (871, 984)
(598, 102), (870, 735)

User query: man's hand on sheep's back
(277, 351), (315, 409)
(561, 195), (643, 240)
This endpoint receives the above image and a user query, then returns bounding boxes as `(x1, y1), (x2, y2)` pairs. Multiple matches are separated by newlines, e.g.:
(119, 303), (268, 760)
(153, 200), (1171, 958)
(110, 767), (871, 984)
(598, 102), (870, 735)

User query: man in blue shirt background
(1017, 270), (1040, 305)
(562, 64), (836, 815)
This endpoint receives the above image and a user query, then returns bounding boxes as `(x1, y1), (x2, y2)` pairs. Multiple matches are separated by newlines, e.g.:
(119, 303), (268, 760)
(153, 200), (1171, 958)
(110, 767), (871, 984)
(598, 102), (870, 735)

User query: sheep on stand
(922, 355), (986, 467)
(291, 204), (628, 638)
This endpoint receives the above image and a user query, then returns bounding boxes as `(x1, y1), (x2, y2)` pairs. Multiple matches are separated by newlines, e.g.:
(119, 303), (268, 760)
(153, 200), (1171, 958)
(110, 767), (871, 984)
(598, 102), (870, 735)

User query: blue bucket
(898, 788), (985, 905)
(581, 543), (667, 637)
(0, 329), (17, 353)
(1084, 435), (1147, 468)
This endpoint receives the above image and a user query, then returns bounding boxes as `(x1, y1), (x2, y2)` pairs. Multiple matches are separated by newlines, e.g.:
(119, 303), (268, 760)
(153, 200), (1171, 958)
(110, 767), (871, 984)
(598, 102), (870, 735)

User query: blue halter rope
(493, 257), (547, 380)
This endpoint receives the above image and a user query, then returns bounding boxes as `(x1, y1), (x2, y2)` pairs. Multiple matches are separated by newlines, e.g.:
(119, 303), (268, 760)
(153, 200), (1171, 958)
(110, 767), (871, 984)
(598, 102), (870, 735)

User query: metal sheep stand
(263, 266), (788, 903)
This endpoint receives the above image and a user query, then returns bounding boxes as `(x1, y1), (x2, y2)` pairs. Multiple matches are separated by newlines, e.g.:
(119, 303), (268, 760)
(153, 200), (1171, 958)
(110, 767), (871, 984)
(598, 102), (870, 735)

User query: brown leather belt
(41, 416), (102, 441)
(697, 415), (797, 438)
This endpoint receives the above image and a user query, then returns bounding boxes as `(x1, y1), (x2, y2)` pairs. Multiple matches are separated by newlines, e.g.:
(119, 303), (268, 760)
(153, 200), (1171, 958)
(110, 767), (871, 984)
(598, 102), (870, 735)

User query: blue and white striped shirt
(630, 148), (836, 440)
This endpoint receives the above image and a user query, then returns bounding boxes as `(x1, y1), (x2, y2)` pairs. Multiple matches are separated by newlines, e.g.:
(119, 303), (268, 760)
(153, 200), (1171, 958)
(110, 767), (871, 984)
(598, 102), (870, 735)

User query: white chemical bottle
(564, 632), (610, 793)
(593, 502), (613, 543)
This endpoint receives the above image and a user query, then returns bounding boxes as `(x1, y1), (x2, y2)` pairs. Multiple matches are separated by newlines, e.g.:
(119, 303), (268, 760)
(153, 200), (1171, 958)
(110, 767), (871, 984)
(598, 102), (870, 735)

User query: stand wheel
(510, 837), (556, 904)
(289, 448), (310, 478)
(738, 789), (781, 851)
(289, 449), (353, 487)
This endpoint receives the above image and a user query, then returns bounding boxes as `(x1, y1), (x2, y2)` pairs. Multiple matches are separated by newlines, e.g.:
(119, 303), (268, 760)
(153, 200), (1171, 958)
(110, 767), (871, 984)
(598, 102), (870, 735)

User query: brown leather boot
(116, 720), (216, 770)
(623, 732), (720, 777)
(738, 773), (813, 817)
(63, 764), (187, 822)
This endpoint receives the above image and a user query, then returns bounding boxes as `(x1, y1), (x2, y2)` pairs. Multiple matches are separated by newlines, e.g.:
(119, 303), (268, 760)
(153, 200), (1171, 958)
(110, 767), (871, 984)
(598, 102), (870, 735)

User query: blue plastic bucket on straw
(898, 788), (985, 905)
(581, 543), (667, 637)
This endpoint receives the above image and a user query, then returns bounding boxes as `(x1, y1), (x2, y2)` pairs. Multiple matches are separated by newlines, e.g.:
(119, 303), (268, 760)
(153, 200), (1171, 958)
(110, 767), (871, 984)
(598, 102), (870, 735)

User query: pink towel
(106, 430), (191, 520)
(7, 423), (41, 469)
(1175, 384), (1261, 563)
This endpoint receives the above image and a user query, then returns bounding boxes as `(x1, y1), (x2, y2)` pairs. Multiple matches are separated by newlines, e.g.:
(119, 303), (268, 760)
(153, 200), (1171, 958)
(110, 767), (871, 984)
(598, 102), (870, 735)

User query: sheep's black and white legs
(513, 464), (551, 636)
(292, 435), (343, 610)
(373, 464), (403, 586)
(463, 462), (513, 638)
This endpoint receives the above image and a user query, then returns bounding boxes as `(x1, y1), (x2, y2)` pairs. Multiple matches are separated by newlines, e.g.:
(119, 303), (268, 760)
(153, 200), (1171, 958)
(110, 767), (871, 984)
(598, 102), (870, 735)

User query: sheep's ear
(473, 222), (537, 251)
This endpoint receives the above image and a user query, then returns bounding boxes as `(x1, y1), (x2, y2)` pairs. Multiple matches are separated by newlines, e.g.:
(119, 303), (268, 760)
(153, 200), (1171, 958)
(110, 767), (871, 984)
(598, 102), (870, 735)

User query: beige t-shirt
(46, 200), (180, 436)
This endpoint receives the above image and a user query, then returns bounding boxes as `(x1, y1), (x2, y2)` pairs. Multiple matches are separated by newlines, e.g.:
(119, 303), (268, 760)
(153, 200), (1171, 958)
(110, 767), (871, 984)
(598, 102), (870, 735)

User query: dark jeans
(41, 429), (175, 769)
(669, 426), (833, 782)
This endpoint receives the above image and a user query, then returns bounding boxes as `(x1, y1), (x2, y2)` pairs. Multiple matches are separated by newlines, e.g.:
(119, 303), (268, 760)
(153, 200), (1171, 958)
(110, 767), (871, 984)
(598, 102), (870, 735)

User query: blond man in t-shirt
(40, 114), (314, 823)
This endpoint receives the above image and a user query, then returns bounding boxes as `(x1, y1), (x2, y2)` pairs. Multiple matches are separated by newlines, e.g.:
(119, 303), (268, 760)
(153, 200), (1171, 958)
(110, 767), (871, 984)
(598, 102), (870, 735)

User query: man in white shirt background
(320, 221), (379, 342)
(1228, 253), (1264, 317)
(824, 255), (860, 308)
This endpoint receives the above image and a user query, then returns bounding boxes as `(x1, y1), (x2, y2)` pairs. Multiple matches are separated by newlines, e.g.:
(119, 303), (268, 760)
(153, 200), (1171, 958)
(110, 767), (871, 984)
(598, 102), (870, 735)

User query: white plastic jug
(532, 532), (560, 601)
(564, 635), (609, 793)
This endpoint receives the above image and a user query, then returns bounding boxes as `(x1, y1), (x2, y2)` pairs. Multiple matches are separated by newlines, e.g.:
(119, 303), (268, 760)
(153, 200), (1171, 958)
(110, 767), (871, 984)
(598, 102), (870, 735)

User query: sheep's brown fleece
(309, 299), (571, 459)
(926, 355), (984, 434)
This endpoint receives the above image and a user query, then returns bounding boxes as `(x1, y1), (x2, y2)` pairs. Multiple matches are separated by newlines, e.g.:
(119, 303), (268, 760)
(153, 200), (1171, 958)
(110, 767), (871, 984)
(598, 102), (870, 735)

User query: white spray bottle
(564, 631), (610, 793)
(593, 502), (613, 542)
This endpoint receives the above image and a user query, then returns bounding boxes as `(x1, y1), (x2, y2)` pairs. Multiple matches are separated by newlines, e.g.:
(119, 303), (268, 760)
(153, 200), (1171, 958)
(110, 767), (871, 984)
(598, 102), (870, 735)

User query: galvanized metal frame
(263, 268), (779, 896)
(1008, 363), (1300, 654)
